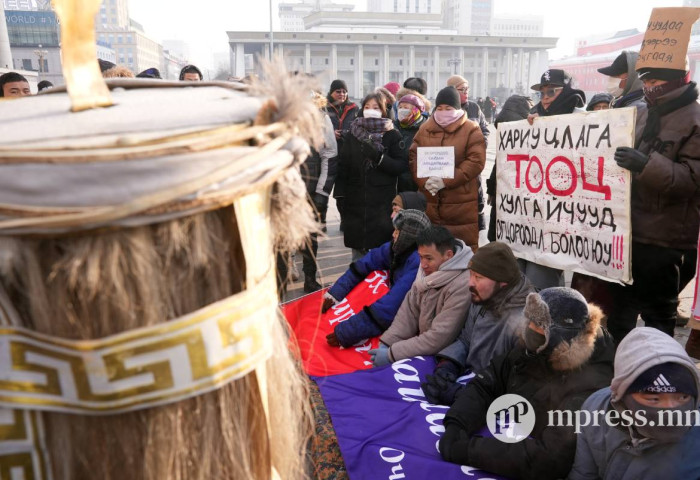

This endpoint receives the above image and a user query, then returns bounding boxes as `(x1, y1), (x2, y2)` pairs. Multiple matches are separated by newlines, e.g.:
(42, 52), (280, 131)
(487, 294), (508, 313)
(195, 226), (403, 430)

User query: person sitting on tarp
(324, 209), (431, 348)
(569, 327), (700, 480)
(439, 287), (614, 480)
(369, 226), (472, 366)
(421, 242), (533, 405)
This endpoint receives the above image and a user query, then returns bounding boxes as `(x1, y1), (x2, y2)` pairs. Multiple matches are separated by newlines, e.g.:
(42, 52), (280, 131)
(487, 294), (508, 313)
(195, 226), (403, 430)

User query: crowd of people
(304, 49), (700, 478)
(3, 44), (700, 478)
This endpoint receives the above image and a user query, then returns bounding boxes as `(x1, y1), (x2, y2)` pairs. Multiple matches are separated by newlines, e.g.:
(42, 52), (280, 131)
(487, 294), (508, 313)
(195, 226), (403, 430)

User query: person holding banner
(370, 226), (473, 366)
(606, 8), (700, 344)
(324, 209), (432, 348)
(522, 69), (586, 290)
(409, 86), (486, 252)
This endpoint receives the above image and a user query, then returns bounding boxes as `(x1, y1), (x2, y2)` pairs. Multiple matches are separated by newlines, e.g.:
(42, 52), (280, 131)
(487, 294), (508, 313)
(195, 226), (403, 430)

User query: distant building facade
(228, 30), (554, 100)
(367, 0), (441, 14)
(491, 15), (544, 38)
(280, 0), (355, 32)
(4, 9), (62, 85)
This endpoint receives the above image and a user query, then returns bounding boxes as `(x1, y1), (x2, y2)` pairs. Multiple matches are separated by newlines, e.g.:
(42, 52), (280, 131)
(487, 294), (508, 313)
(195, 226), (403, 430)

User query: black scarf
(536, 86), (585, 117)
(640, 82), (699, 146)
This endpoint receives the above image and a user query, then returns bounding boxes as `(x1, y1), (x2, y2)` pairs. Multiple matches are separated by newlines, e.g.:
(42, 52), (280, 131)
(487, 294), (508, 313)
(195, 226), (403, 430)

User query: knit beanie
(398, 94), (426, 112)
(398, 192), (427, 212)
(384, 82), (401, 96)
(403, 77), (428, 95)
(467, 241), (520, 284)
(330, 79), (348, 93)
(446, 75), (468, 88)
(392, 209), (431, 255)
(586, 92), (613, 111)
(435, 86), (462, 110)
(628, 362), (698, 397)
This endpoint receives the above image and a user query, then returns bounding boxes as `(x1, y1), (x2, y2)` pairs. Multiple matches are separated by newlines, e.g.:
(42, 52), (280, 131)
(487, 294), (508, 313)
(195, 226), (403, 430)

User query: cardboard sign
(417, 147), (455, 179)
(636, 7), (700, 71)
(495, 109), (634, 284)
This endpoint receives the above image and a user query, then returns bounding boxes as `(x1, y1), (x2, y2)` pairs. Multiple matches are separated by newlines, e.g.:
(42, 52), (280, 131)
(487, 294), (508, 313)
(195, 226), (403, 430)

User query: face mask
(434, 109), (464, 127)
(623, 395), (695, 443)
(363, 109), (382, 119)
(397, 108), (414, 122)
(524, 328), (546, 353)
(606, 77), (624, 97)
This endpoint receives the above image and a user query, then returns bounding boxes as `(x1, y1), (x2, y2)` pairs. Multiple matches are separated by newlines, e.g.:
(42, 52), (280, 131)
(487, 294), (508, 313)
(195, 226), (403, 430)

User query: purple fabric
(312, 356), (509, 480)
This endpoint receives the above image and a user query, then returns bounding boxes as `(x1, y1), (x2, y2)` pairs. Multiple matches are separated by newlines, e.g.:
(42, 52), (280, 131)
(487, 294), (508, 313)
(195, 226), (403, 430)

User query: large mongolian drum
(0, 65), (320, 478)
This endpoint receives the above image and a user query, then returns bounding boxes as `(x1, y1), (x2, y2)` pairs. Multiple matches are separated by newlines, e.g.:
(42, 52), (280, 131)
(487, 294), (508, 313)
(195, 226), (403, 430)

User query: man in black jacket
(439, 287), (615, 480)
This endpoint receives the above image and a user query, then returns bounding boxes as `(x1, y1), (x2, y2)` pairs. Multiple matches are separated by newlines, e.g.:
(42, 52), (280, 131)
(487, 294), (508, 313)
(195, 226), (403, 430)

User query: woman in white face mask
(394, 93), (428, 192)
(338, 92), (408, 261)
(409, 86), (486, 252)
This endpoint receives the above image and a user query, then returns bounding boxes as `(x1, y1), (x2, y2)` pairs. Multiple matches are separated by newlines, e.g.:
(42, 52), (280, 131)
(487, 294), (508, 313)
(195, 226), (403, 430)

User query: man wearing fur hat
(323, 209), (431, 348)
(439, 287), (615, 480)
(421, 241), (533, 405)
(569, 327), (700, 480)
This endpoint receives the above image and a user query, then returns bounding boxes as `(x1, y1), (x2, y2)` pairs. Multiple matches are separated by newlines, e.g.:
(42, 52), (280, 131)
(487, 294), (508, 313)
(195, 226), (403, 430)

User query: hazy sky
(128, 0), (683, 72)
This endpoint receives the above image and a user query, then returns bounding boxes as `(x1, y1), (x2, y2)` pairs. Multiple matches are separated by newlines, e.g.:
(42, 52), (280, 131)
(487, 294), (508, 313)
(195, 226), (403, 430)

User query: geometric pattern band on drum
(0, 273), (276, 415)
(0, 409), (52, 480)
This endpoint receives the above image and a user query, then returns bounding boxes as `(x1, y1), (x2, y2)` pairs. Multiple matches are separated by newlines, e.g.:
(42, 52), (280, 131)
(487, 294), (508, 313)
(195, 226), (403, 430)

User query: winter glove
(434, 359), (461, 383)
(614, 146), (649, 173)
(326, 332), (340, 347)
(369, 343), (392, 367)
(421, 373), (465, 406)
(439, 425), (472, 465)
(321, 292), (339, 313)
(424, 176), (446, 196)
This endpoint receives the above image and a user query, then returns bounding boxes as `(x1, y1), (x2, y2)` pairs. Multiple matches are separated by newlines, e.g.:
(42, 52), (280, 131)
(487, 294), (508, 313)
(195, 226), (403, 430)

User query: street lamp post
(269, 0), (274, 60)
(447, 58), (461, 75)
(33, 43), (49, 80)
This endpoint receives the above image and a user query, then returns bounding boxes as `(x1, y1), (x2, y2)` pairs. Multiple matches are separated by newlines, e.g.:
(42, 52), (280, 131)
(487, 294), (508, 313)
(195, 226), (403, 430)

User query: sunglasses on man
(540, 86), (564, 98)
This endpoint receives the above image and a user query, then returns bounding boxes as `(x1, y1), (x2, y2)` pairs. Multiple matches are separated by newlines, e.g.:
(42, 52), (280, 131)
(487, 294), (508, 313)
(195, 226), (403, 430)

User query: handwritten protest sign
(636, 7), (700, 71)
(496, 109), (634, 283)
(417, 147), (455, 179)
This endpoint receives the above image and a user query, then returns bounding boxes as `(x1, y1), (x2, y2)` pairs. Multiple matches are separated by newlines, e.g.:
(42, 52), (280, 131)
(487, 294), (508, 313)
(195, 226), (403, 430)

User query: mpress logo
(487, 394), (536, 443)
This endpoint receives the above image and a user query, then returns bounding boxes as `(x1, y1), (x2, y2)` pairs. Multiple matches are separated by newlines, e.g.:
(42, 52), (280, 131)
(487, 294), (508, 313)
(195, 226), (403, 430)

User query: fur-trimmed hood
(523, 290), (606, 371)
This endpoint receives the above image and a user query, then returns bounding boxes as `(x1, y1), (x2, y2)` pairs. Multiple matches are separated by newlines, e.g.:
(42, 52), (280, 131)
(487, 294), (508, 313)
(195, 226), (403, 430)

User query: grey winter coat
(437, 273), (533, 373)
(381, 240), (473, 361)
(568, 328), (700, 480)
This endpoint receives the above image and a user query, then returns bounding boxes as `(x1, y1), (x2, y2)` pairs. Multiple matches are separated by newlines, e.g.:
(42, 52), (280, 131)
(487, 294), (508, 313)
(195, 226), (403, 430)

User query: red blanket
(282, 271), (389, 377)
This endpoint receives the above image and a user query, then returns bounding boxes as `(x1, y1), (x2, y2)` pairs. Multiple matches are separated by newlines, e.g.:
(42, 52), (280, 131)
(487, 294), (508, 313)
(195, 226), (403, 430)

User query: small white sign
(417, 147), (455, 179)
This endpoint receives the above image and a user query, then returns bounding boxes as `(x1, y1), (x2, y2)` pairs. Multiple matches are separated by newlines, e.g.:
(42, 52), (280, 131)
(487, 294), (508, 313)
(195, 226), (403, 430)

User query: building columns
(233, 43), (245, 78)
(505, 47), (512, 94)
(458, 46), (465, 77)
(331, 44), (338, 80)
(382, 44), (390, 86)
(517, 47), (524, 91)
(481, 46), (489, 98)
(409, 45), (415, 78)
(433, 45), (440, 98)
(304, 43), (311, 73)
(356, 44), (364, 98)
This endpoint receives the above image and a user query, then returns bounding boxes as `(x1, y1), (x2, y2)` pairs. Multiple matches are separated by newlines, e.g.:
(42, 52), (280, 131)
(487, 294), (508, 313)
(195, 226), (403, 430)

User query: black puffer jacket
(394, 116), (426, 192)
(339, 128), (407, 250)
(440, 308), (615, 480)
